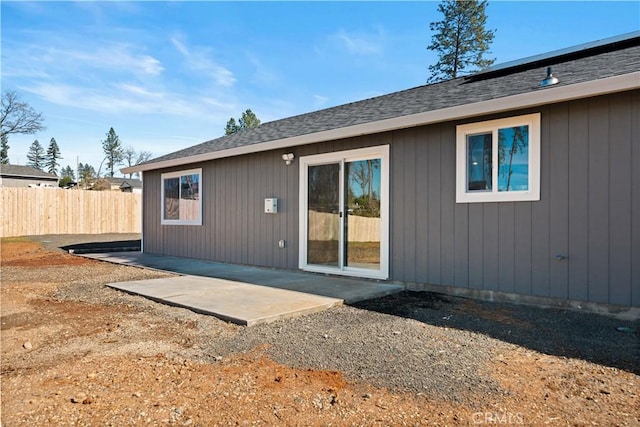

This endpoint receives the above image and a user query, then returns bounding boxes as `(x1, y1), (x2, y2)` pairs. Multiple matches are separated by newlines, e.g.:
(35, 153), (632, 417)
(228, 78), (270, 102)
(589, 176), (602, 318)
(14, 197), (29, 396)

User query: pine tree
(224, 109), (261, 135)
(427, 0), (495, 82)
(0, 135), (9, 164)
(101, 127), (123, 177)
(78, 162), (96, 189)
(224, 118), (240, 135)
(45, 137), (62, 175)
(26, 139), (45, 170)
(239, 109), (261, 129)
(60, 165), (75, 180)
(58, 165), (76, 187)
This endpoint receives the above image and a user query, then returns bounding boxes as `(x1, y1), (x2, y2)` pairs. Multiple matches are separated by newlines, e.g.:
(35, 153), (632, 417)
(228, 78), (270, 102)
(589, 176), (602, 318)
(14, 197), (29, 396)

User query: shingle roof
(140, 33), (640, 169)
(104, 177), (142, 188)
(0, 164), (58, 179)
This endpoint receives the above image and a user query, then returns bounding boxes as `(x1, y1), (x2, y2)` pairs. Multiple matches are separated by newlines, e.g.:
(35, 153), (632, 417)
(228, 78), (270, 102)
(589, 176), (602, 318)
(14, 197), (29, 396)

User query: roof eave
(1, 174), (59, 180)
(122, 71), (640, 174)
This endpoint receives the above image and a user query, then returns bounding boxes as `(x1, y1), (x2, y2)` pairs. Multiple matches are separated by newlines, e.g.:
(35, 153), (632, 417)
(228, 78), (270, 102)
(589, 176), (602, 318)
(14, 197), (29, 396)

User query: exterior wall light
(282, 153), (295, 165)
(540, 67), (559, 87)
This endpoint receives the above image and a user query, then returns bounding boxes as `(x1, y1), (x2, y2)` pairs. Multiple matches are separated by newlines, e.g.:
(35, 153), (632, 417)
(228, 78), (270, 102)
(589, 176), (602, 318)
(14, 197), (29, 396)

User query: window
(456, 113), (540, 203)
(161, 168), (202, 225)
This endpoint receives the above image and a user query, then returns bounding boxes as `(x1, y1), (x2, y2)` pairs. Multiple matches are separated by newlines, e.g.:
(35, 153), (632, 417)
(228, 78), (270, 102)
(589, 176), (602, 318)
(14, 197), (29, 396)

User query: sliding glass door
(300, 146), (389, 279)
(307, 163), (341, 267)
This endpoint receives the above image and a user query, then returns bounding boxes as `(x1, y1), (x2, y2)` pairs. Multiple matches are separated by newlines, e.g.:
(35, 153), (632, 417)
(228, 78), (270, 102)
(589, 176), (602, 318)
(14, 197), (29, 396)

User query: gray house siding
(0, 176), (59, 187)
(142, 135), (378, 270)
(388, 90), (639, 307)
(143, 90), (639, 307)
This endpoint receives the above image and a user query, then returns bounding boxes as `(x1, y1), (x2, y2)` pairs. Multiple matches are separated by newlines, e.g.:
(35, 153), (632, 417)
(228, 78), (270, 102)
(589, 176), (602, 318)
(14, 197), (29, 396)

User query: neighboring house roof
(0, 164), (59, 180)
(124, 31), (640, 174)
(103, 177), (142, 189)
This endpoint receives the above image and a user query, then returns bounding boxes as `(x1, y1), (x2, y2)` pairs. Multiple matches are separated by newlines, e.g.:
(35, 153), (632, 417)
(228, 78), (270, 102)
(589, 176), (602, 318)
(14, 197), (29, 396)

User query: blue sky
(2, 1), (639, 176)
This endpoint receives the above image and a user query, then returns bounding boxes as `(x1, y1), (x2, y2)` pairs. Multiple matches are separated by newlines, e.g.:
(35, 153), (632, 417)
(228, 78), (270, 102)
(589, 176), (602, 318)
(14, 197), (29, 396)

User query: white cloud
(202, 97), (238, 112)
(312, 94), (329, 109)
(3, 23), (244, 159)
(331, 29), (384, 55)
(21, 82), (228, 118)
(137, 55), (164, 76)
(117, 83), (163, 98)
(170, 36), (190, 56)
(246, 52), (279, 85)
(65, 44), (164, 76)
(73, 1), (141, 17)
(3, 39), (164, 79)
(170, 34), (236, 87)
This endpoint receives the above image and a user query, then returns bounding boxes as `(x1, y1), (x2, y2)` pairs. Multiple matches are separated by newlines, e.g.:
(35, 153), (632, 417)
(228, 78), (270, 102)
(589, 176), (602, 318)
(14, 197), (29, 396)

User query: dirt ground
(1, 237), (639, 426)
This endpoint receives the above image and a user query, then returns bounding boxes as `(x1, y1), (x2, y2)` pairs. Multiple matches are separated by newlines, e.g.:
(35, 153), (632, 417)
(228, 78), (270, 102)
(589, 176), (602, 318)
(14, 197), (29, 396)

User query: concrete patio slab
(81, 251), (404, 326)
(108, 275), (342, 326)
(84, 251), (403, 304)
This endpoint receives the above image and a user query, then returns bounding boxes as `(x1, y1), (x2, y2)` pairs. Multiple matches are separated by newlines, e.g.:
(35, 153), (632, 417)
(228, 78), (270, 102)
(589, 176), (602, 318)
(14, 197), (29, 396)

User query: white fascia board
(122, 71), (640, 174)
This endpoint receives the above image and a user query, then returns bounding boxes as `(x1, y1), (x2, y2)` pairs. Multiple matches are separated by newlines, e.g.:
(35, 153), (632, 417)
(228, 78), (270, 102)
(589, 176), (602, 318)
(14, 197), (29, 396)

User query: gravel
(214, 305), (508, 404)
(212, 292), (638, 405)
(25, 234), (640, 407)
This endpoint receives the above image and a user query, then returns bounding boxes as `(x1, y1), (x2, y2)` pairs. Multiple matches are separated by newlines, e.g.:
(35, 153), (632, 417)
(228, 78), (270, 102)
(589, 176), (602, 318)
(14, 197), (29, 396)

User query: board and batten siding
(142, 135), (377, 271)
(143, 90), (639, 307)
(390, 90), (639, 307)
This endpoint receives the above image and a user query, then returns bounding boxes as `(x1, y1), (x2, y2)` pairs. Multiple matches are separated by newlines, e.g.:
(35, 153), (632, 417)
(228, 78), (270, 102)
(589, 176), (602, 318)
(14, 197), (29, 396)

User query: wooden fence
(308, 210), (380, 242)
(1, 188), (141, 237)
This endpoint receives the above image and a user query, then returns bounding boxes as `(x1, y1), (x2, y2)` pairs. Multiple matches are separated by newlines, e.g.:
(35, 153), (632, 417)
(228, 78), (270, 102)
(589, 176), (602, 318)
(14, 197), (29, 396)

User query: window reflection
(162, 169), (202, 224)
(467, 133), (492, 191)
(498, 125), (529, 191)
(307, 163), (340, 266)
(164, 177), (180, 220)
(345, 159), (381, 269)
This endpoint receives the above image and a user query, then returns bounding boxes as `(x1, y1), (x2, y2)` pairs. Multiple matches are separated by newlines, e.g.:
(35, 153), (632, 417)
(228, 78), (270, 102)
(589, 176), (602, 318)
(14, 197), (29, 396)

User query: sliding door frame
(298, 145), (390, 280)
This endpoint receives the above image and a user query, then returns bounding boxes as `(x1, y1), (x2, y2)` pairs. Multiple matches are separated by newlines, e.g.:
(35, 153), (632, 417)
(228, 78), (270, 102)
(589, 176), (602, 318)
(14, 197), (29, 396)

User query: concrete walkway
(81, 251), (403, 326)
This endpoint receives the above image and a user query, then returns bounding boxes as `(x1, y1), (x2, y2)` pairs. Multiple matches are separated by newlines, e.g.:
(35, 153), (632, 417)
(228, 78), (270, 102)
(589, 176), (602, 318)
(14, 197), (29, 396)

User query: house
(102, 177), (143, 193)
(123, 32), (640, 314)
(0, 164), (59, 187)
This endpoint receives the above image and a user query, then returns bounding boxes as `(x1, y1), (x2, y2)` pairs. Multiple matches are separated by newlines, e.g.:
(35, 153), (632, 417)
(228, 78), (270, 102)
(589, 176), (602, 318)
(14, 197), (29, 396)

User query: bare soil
(1, 236), (638, 426)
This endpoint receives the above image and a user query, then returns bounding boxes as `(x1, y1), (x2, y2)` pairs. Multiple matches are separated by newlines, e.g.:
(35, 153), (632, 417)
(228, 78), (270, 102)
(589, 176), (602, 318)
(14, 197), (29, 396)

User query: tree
(224, 109), (261, 135)
(26, 139), (45, 170)
(498, 125), (527, 191)
(1, 90), (46, 139)
(0, 135), (9, 164)
(348, 159), (381, 217)
(123, 146), (152, 178)
(60, 165), (75, 180)
(427, 0), (495, 83)
(101, 127), (123, 177)
(78, 162), (96, 189)
(239, 109), (261, 130)
(59, 165), (76, 188)
(45, 137), (62, 175)
(224, 118), (239, 135)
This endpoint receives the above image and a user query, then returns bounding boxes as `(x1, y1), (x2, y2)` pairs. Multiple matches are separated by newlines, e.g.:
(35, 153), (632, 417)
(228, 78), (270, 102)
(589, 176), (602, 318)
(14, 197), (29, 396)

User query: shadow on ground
(61, 240), (141, 254)
(353, 291), (640, 374)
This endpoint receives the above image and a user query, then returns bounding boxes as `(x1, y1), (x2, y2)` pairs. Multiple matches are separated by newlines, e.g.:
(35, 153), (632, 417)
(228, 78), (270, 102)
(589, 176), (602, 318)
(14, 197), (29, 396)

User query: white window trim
(161, 168), (203, 225)
(456, 113), (540, 203)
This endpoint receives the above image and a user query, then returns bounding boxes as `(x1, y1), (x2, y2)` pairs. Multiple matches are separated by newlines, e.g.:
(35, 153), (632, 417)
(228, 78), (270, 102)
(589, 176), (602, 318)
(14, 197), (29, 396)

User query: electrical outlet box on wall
(265, 198), (278, 214)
